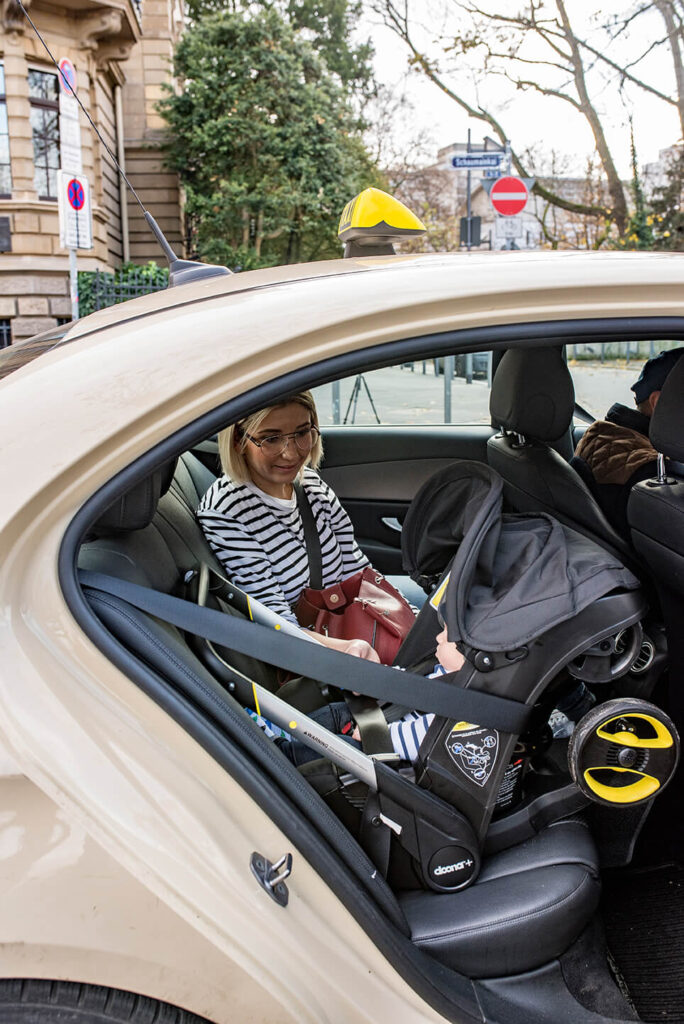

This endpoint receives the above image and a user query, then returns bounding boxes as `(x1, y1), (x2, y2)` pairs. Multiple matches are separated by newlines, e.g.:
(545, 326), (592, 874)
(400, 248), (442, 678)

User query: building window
(0, 319), (11, 349)
(29, 68), (60, 199)
(0, 64), (11, 197)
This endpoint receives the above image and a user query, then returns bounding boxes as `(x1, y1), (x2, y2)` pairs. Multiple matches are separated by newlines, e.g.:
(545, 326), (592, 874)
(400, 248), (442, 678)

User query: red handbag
(292, 482), (415, 665)
(295, 567), (416, 665)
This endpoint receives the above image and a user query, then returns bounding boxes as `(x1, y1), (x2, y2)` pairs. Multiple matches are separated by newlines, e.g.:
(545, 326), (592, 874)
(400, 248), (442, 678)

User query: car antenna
(12, 0), (231, 287)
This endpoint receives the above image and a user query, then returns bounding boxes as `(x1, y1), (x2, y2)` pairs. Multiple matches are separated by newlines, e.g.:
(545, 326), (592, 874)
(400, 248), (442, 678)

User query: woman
(197, 391), (382, 660)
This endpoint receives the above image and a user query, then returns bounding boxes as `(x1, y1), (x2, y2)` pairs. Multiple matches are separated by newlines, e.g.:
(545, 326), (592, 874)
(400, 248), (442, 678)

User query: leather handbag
(293, 483), (415, 665)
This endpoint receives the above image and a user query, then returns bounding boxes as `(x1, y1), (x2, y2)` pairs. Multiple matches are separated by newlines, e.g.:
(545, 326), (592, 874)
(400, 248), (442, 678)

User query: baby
(248, 624), (465, 767)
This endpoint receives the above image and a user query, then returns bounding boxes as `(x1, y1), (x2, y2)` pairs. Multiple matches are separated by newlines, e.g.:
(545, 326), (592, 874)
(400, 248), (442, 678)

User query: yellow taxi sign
(338, 188), (426, 257)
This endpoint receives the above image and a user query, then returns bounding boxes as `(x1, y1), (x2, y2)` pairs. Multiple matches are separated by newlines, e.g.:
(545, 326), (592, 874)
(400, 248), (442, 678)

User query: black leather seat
(77, 458), (603, 983)
(399, 818), (598, 977)
(487, 348), (631, 562)
(628, 356), (684, 729)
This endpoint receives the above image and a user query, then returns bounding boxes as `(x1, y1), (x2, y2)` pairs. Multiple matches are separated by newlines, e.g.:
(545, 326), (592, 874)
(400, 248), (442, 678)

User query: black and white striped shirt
(197, 467), (369, 623)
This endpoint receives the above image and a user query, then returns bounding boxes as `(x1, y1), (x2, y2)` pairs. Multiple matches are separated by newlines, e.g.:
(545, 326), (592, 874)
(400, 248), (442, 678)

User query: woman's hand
(310, 632), (381, 662)
(342, 638), (381, 662)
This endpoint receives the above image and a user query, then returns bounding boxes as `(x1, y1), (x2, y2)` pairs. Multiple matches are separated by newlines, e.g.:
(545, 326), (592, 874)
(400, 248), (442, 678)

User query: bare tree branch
(372, 0), (614, 222)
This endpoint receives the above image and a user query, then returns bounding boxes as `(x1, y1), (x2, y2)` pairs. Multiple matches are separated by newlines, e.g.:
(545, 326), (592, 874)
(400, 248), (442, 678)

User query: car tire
(0, 980), (215, 1024)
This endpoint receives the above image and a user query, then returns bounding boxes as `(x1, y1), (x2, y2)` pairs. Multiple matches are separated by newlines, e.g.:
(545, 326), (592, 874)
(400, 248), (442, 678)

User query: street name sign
(450, 153), (503, 170)
(490, 176), (529, 216)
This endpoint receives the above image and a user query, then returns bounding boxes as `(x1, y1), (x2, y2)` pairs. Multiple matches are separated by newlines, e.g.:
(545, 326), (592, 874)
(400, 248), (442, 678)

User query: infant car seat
(395, 461), (675, 860)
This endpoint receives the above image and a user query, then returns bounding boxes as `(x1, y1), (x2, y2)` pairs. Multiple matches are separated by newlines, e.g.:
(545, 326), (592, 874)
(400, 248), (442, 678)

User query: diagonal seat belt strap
(78, 571), (531, 733)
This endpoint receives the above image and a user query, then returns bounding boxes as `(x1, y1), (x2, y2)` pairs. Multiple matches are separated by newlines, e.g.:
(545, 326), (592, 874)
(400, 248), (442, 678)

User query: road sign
(60, 94), (82, 174)
(58, 171), (93, 250)
(67, 178), (85, 210)
(489, 176), (529, 216)
(494, 215), (523, 239)
(450, 153), (503, 170)
(58, 57), (76, 95)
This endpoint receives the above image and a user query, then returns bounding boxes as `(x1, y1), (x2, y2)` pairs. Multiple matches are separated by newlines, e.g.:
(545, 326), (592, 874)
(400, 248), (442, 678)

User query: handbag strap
(294, 480), (323, 589)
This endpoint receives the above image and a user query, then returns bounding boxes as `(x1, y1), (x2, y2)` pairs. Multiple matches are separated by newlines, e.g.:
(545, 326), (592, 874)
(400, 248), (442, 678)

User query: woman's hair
(218, 391), (323, 483)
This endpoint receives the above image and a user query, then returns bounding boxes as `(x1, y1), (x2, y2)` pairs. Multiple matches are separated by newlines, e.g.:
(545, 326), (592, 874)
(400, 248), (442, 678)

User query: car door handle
(381, 516), (403, 533)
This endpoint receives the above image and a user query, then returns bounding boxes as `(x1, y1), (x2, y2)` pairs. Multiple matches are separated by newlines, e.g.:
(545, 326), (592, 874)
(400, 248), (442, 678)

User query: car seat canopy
(404, 462), (641, 653)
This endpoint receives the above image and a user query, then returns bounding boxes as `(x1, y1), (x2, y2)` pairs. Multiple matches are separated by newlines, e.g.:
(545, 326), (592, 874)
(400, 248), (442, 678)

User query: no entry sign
(490, 176), (529, 216)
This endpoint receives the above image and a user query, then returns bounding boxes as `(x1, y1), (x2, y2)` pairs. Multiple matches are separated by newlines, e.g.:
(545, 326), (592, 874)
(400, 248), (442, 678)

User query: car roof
(57, 247), (684, 343)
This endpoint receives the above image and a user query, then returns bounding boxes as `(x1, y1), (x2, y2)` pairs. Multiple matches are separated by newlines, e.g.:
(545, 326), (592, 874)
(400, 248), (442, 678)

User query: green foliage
(158, 8), (381, 268)
(183, 0), (374, 99)
(650, 147), (684, 251)
(78, 262), (168, 317)
(614, 130), (654, 251)
(279, 0), (374, 95)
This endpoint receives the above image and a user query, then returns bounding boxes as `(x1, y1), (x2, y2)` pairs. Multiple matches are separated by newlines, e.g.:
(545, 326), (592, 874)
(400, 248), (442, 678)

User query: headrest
(649, 354), (684, 461)
(90, 458), (177, 537)
(489, 347), (575, 442)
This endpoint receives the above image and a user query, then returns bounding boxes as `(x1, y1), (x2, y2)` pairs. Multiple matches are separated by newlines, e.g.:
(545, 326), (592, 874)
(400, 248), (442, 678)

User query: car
(2, 239), (684, 1024)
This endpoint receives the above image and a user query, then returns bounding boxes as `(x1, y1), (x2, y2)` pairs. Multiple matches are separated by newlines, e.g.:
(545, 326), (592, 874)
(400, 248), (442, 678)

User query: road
(312, 360), (642, 426)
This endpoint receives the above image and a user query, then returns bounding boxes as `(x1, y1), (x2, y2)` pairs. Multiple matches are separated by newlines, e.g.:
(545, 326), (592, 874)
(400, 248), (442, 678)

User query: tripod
(343, 374), (381, 424)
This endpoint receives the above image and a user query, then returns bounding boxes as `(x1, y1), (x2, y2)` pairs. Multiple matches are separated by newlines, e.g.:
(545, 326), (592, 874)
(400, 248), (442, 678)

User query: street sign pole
(69, 247), (79, 320)
(466, 129), (472, 251)
(443, 355), (454, 422)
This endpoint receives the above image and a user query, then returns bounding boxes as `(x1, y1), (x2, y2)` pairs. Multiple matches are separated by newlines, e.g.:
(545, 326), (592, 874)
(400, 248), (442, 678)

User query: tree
(158, 8), (381, 267)
(372, 1), (631, 234)
(650, 145), (684, 249)
(370, 1), (684, 240)
(183, 0), (375, 100)
(617, 128), (655, 250)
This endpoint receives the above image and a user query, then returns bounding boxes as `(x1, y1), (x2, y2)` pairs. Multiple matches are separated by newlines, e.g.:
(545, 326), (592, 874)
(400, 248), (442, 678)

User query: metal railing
(78, 266), (168, 317)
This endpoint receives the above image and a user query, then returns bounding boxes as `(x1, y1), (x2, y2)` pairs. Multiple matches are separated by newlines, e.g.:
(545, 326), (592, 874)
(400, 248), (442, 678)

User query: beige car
(1, 248), (683, 1024)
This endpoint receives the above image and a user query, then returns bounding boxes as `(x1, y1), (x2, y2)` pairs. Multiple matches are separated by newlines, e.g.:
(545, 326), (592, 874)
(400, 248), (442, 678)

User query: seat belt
(78, 570), (531, 733)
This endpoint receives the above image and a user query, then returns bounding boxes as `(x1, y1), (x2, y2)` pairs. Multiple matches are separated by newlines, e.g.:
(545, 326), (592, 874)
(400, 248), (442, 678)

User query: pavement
(312, 360), (643, 426)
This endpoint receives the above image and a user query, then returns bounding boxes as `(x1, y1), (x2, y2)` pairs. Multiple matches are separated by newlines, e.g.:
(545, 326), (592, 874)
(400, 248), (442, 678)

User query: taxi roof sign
(338, 188), (426, 257)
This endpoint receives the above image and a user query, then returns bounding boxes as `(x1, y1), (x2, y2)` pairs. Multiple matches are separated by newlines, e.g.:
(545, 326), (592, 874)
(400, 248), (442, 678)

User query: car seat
(628, 355), (684, 732)
(486, 347), (632, 562)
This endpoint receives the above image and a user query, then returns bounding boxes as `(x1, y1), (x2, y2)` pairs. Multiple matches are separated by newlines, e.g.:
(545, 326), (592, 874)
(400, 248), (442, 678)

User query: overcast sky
(362, 2), (681, 178)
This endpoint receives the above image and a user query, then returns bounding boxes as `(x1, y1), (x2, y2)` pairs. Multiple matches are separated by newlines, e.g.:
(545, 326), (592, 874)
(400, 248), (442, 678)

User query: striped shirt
(197, 467), (369, 623)
(387, 665), (445, 761)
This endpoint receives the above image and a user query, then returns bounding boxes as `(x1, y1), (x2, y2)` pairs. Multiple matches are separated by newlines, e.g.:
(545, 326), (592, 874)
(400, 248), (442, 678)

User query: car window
(312, 353), (493, 425)
(568, 341), (680, 421)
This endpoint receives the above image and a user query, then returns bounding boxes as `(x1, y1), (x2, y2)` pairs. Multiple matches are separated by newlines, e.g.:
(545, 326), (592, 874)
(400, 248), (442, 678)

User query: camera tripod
(343, 374), (381, 424)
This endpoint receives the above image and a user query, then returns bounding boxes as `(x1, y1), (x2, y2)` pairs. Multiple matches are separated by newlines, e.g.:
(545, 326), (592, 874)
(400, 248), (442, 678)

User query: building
(0, 0), (184, 345)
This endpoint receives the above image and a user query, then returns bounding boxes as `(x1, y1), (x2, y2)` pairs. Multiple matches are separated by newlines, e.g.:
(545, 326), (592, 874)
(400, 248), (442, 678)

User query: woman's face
(239, 402), (313, 498)
(435, 627), (465, 673)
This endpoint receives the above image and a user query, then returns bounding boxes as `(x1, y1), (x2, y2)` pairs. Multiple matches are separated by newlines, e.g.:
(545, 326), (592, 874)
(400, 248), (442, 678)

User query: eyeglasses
(244, 425), (320, 456)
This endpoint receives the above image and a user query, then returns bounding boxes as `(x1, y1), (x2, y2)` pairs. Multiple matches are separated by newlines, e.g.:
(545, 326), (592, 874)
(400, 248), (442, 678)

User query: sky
(361, 2), (681, 179)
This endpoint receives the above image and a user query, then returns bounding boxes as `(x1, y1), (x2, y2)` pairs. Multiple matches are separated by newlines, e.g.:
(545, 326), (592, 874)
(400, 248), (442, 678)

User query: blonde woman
(197, 391), (380, 660)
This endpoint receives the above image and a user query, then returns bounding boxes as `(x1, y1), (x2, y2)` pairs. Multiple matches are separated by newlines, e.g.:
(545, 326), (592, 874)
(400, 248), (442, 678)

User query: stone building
(0, 0), (184, 345)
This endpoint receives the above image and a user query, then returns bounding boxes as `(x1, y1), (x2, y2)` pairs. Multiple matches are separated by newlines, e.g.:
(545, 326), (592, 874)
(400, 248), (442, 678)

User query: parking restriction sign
(58, 170), (93, 249)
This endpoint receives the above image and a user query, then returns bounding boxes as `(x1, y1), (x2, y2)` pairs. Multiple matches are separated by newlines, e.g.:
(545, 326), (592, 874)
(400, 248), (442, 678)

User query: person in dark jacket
(572, 347), (684, 538)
